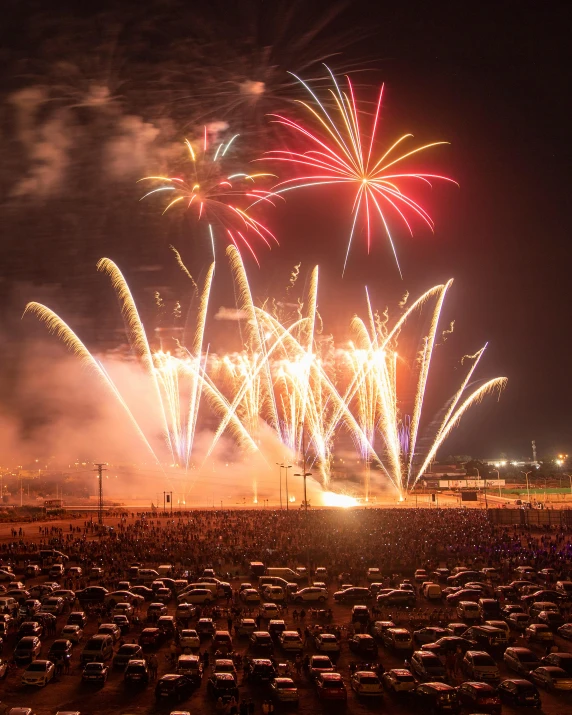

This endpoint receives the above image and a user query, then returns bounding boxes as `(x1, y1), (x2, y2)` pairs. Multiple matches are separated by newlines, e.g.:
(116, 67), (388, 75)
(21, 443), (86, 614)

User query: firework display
(140, 131), (277, 263)
(263, 67), (457, 275)
(24, 247), (505, 502)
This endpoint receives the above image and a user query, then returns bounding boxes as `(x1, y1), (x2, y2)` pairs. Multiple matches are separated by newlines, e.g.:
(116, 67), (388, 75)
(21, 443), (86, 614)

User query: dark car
(349, 634), (378, 657)
(333, 587), (371, 603)
(124, 659), (150, 685)
(48, 639), (73, 662)
(422, 636), (476, 656)
(497, 678), (542, 708)
(67, 611), (88, 628)
(458, 681), (501, 714)
(414, 627), (449, 645)
(521, 590), (563, 605)
(113, 643), (143, 668)
(247, 658), (277, 683)
(14, 636), (42, 665)
(410, 651), (447, 682)
(157, 615), (176, 638)
(76, 586), (108, 604)
(17, 621), (43, 639)
(542, 652), (572, 675)
(139, 628), (161, 648)
(308, 655), (335, 681)
(249, 631), (274, 654)
(414, 682), (460, 714)
(445, 589), (481, 605)
(81, 661), (109, 684)
(207, 673), (239, 702)
(351, 605), (370, 624)
(130, 585), (154, 600)
(377, 589), (416, 607)
(504, 647), (542, 676)
(155, 673), (195, 701)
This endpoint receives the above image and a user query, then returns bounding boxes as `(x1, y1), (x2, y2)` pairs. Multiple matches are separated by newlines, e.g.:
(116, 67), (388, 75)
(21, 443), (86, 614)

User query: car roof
(464, 681), (495, 690)
(214, 672), (235, 680)
(424, 682), (454, 691)
(320, 672), (342, 680)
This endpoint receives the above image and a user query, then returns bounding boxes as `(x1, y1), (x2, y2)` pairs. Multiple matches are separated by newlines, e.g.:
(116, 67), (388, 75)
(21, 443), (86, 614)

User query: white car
(367, 568), (381, 582)
(60, 625), (83, 644)
(293, 587), (327, 603)
(261, 603), (280, 619)
(279, 631), (303, 652)
(530, 666), (572, 690)
(314, 632), (340, 654)
(350, 670), (383, 696)
(179, 629), (200, 649)
(112, 602), (134, 618)
(382, 668), (416, 693)
(180, 589), (213, 605)
(98, 623), (121, 643)
(21, 660), (55, 687)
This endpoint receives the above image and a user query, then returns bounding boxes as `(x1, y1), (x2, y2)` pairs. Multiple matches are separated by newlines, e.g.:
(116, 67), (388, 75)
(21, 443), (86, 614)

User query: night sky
(0, 1), (570, 461)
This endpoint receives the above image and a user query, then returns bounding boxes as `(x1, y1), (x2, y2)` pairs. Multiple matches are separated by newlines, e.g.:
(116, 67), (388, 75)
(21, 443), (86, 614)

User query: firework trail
(262, 67), (457, 275)
(140, 131), (278, 264)
(25, 253), (505, 501)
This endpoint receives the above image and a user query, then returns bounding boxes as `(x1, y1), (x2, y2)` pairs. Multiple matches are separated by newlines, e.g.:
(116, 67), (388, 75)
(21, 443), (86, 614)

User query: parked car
(249, 631), (274, 654)
(333, 587), (371, 603)
(414, 682), (460, 714)
(504, 647), (542, 676)
(542, 652), (572, 675)
(351, 605), (370, 624)
(124, 659), (150, 685)
(314, 632), (340, 655)
(47, 639), (73, 662)
(81, 661), (109, 684)
(377, 589), (415, 607)
(247, 659), (277, 683)
(113, 643), (143, 668)
(382, 627), (412, 651)
(414, 626), (449, 645)
(381, 668), (416, 693)
(530, 666), (572, 691)
(558, 623), (572, 640)
(270, 677), (299, 704)
(60, 625), (83, 643)
(179, 629), (200, 650)
(21, 660), (55, 687)
(348, 633), (378, 657)
(308, 655), (335, 681)
(350, 670), (382, 696)
(315, 672), (347, 701)
(155, 673), (195, 701)
(525, 624), (554, 644)
(235, 619), (257, 637)
(458, 681), (501, 714)
(497, 678), (542, 707)
(207, 673), (239, 702)
(139, 628), (161, 647)
(279, 631), (303, 653)
(175, 654), (203, 685)
(462, 650), (500, 683)
(410, 651), (446, 681)
(293, 587), (327, 603)
(14, 636), (42, 665)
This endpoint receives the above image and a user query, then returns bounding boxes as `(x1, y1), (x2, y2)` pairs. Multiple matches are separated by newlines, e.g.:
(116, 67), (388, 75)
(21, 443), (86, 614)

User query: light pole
(295, 421), (311, 512)
(491, 468), (502, 498)
(277, 463), (292, 510)
(564, 474), (572, 497)
(522, 471), (532, 503)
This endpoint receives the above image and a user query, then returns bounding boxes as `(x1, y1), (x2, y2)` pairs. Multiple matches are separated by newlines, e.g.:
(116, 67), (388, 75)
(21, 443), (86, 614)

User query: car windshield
(257, 636), (271, 643)
(218, 679), (235, 689)
(395, 633), (410, 641)
(473, 655), (495, 666)
(85, 664), (102, 671)
(360, 676), (379, 684)
(396, 674), (415, 682)
(27, 663), (45, 671)
(51, 643), (67, 651)
(519, 653), (539, 662)
(423, 656), (442, 667)
(323, 680), (342, 688)
(128, 665), (146, 673)
(18, 643), (33, 650)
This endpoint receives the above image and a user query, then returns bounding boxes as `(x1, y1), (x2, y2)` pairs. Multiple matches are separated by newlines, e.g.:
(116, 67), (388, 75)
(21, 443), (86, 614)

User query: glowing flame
(321, 492), (358, 508)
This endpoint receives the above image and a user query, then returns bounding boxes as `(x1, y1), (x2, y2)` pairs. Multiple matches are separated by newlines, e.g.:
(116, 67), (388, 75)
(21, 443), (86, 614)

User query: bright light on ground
(321, 491), (358, 508)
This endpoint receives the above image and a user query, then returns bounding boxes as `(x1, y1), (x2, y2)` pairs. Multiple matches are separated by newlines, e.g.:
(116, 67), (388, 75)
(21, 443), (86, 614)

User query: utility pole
(94, 463), (107, 525)
(295, 423), (311, 512)
(277, 462), (293, 510)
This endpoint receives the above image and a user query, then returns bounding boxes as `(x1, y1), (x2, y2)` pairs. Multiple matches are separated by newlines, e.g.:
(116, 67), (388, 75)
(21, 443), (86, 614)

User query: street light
(294, 472), (312, 511)
(276, 462), (293, 510)
(522, 471), (532, 503)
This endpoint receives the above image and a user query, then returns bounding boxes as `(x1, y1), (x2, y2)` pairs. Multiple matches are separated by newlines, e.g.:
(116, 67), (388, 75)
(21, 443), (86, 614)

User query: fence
(487, 509), (572, 527)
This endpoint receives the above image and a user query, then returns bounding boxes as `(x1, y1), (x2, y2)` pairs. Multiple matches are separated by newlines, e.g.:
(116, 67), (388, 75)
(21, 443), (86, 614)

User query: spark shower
(24, 247), (505, 503)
